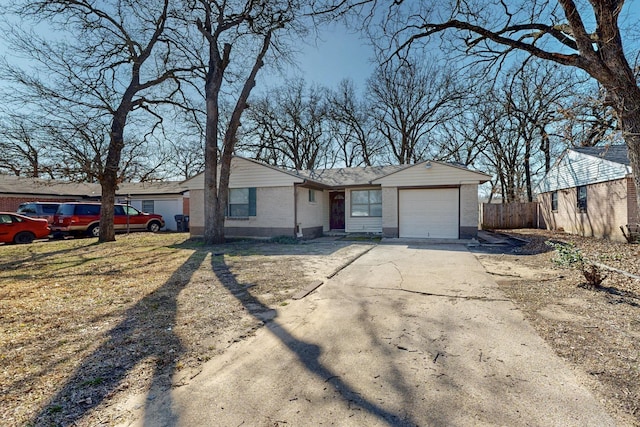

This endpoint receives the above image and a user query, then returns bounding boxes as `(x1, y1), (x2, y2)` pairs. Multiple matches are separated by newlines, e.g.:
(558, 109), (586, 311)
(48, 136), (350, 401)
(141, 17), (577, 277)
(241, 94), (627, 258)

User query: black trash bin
(174, 214), (185, 232)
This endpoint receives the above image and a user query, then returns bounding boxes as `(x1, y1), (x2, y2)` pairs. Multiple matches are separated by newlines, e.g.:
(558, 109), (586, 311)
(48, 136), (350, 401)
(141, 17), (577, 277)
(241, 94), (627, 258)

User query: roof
(535, 145), (632, 193)
(571, 145), (630, 166)
(0, 175), (187, 198)
(297, 164), (410, 187)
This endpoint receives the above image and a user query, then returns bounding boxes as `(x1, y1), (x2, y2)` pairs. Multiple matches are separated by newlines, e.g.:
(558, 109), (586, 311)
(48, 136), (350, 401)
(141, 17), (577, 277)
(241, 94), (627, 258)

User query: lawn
(0, 233), (369, 426)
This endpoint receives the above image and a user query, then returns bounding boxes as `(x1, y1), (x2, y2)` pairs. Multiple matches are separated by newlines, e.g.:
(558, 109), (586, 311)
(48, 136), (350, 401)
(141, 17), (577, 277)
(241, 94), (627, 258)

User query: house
(0, 175), (190, 231)
(184, 157), (491, 239)
(536, 145), (638, 241)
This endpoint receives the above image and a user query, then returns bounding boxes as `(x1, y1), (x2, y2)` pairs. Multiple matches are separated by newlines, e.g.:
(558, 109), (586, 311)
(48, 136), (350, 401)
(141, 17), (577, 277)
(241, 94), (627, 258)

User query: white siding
(184, 157), (304, 190)
(373, 161), (489, 187)
(537, 150), (632, 193)
(225, 187), (294, 229)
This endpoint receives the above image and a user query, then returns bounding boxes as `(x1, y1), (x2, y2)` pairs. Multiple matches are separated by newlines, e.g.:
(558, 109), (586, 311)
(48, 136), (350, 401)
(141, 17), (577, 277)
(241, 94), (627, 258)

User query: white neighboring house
(184, 156), (491, 239)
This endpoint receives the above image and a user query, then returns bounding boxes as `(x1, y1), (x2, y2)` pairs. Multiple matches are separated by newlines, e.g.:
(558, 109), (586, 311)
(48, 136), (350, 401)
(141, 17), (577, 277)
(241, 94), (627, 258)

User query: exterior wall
(381, 187), (398, 237)
(189, 187), (295, 238)
(0, 196), (81, 212)
(460, 184), (479, 239)
(322, 191), (331, 232)
(295, 187), (325, 238)
(628, 177), (639, 223)
(345, 187), (383, 233)
(539, 179), (629, 241)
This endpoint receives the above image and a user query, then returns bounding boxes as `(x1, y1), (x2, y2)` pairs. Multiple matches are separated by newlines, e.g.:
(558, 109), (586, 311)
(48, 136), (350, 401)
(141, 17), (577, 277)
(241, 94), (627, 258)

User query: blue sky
(291, 24), (375, 90)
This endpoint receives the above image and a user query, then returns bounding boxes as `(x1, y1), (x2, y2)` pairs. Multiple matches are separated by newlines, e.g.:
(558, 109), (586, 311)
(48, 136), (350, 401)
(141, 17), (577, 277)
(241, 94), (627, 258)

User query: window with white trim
(142, 200), (154, 213)
(351, 189), (382, 217)
(577, 186), (587, 213)
(309, 189), (316, 203)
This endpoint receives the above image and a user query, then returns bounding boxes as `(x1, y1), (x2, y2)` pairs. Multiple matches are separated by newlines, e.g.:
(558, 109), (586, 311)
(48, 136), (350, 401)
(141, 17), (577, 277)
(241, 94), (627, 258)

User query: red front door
(330, 192), (345, 230)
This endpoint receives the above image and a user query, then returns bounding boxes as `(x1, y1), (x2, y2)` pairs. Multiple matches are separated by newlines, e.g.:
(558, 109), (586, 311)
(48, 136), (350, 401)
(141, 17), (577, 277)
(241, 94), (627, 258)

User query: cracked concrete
(133, 243), (615, 427)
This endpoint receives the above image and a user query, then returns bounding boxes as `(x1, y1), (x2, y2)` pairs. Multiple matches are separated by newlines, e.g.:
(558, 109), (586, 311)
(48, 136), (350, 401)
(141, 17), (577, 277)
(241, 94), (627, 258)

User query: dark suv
(51, 202), (165, 237)
(17, 202), (61, 224)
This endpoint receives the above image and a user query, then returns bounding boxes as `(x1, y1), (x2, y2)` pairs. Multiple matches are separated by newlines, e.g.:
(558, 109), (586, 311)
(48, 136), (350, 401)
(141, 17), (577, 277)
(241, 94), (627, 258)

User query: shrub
(545, 241), (606, 288)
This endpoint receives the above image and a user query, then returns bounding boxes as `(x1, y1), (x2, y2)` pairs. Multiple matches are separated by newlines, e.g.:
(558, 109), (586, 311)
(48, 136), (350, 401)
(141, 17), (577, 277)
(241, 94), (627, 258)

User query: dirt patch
(0, 234), (374, 427)
(473, 229), (640, 426)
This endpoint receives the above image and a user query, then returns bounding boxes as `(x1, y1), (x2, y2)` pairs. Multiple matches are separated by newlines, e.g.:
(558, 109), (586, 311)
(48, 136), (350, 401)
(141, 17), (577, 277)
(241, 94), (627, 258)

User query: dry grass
(0, 233), (372, 426)
(475, 229), (640, 426)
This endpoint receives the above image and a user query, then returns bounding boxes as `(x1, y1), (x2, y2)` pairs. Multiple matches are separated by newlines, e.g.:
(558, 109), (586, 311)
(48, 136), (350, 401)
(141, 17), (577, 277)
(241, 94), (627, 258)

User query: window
(551, 191), (558, 212)
(351, 189), (382, 217)
(142, 200), (154, 213)
(308, 189), (316, 203)
(227, 188), (256, 218)
(577, 185), (587, 213)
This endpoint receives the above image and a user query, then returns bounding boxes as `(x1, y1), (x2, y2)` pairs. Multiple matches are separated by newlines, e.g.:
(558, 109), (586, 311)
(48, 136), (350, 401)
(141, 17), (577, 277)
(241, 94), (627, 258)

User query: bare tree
(195, 0), (304, 244)
(243, 78), (332, 170)
(0, 115), (54, 178)
(319, 0), (640, 215)
(1, 0), (194, 242)
(326, 79), (383, 166)
(367, 58), (463, 164)
(558, 85), (620, 148)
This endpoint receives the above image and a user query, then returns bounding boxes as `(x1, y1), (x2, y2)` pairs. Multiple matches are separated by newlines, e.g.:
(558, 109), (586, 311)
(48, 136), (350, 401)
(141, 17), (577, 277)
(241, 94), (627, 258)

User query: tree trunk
(99, 115), (126, 242)
(617, 95), (640, 220)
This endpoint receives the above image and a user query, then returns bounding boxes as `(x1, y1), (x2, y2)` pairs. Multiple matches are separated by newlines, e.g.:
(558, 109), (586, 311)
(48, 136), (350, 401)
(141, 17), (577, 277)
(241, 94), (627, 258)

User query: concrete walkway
(136, 243), (614, 426)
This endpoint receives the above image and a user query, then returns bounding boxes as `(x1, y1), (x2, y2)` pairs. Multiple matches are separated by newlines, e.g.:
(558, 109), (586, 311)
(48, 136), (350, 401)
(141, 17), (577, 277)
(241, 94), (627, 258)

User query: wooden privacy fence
(481, 202), (539, 229)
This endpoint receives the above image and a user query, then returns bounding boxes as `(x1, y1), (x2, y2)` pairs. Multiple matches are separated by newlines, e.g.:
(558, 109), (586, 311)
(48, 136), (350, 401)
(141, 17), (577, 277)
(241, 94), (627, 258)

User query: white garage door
(399, 188), (459, 238)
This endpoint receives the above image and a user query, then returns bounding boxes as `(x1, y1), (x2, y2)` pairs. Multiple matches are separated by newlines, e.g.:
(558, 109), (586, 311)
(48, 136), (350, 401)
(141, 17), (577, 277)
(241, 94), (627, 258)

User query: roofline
(370, 160), (492, 183)
(568, 147), (632, 170)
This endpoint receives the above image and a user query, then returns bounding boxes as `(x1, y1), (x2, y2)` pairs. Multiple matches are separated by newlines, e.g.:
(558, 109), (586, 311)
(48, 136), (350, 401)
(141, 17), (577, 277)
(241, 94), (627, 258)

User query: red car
(51, 202), (165, 237)
(0, 212), (51, 244)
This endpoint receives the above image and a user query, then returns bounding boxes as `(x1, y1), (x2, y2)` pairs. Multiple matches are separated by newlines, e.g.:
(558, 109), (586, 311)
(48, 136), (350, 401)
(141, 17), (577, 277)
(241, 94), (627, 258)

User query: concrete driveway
(136, 243), (614, 426)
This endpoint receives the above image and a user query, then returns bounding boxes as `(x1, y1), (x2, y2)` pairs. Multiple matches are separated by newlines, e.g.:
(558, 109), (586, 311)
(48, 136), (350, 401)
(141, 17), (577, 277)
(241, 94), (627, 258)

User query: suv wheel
(88, 224), (100, 238)
(147, 221), (161, 233)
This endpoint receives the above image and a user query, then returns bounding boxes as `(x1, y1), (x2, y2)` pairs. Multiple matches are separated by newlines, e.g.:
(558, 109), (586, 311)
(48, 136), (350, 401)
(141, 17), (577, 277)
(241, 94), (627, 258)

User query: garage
(399, 188), (459, 238)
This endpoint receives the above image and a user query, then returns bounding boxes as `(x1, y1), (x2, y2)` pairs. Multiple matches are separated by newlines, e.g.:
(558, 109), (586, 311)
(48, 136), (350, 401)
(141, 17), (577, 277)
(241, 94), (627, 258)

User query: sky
(290, 24), (375, 90)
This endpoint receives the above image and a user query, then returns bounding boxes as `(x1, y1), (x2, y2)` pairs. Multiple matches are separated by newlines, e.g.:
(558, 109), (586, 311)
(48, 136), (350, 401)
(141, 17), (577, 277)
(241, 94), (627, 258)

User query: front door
(330, 192), (345, 230)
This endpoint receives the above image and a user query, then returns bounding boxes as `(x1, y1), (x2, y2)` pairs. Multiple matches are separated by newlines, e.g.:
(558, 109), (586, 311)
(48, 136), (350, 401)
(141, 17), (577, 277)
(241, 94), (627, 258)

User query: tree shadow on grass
(32, 250), (208, 426)
(210, 254), (417, 426)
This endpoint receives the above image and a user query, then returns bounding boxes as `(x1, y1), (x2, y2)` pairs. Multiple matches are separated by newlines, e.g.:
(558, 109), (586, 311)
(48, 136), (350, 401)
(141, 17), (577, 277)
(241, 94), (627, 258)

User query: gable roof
(297, 165), (409, 187)
(572, 145), (630, 166)
(535, 145), (632, 193)
(180, 156), (491, 190)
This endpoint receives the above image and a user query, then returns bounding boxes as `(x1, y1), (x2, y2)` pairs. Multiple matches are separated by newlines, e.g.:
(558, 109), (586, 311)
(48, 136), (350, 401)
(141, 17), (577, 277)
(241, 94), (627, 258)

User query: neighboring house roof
(0, 175), (188, 198)
(572, 145), (630, 166)
(535, 144), (632, 194)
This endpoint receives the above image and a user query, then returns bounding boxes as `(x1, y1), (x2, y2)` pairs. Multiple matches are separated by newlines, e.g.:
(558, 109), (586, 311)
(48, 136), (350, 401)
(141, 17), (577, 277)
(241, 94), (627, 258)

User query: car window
(0, 214), (13, 224)
(124, 206), (140, 215)
(58, 204), (76, 215)
(18, 204), (36, 214)
(76, 204), (100, 215)
(42, 205), (59, 214)
(114, 206), (125, 215)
